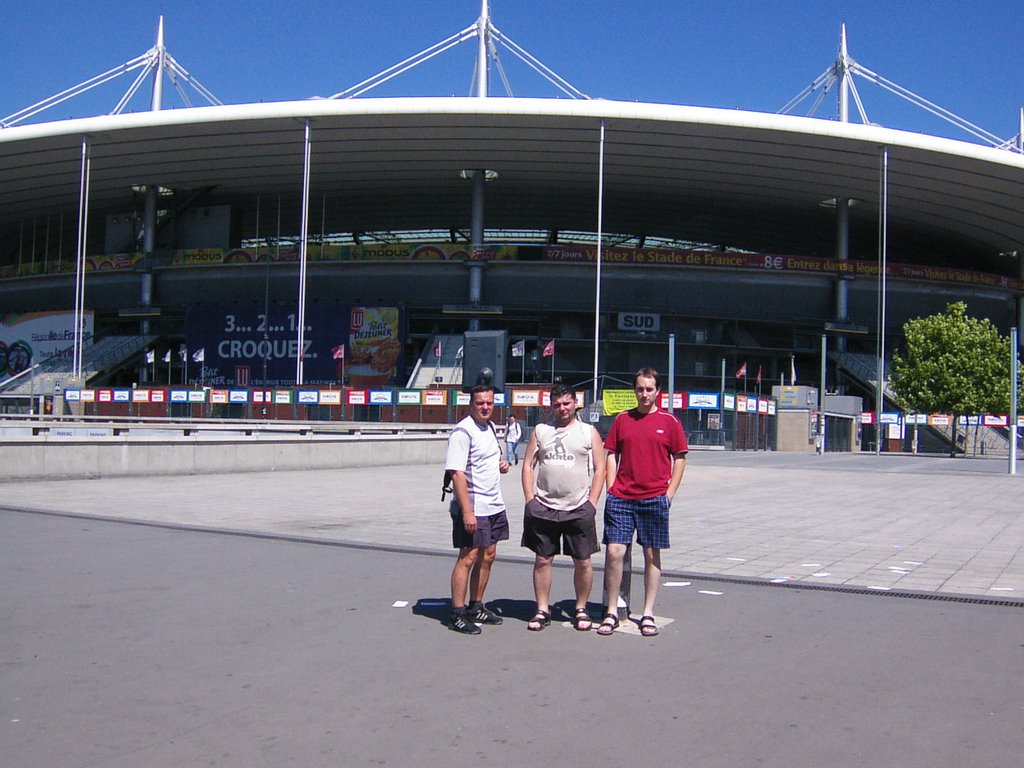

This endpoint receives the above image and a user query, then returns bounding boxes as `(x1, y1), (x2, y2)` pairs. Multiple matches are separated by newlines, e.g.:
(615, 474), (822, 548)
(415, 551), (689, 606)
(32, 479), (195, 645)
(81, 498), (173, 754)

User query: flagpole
(592, 119), (605, 403)
(521, 342), (525, 383)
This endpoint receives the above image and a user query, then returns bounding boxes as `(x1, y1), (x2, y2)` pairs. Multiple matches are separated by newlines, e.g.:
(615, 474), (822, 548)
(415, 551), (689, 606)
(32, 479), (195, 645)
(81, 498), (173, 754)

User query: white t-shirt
(445, 415), (505, 517)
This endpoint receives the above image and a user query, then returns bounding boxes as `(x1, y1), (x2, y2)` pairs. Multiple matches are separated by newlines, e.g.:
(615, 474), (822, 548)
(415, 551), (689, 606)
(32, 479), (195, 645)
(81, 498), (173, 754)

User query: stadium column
(138, 186), (157, 384)
(467, 1), (490, 333)
(834, 26), (851, 359)
(468, 170), (485, 332)
(834, 197), (850, 362)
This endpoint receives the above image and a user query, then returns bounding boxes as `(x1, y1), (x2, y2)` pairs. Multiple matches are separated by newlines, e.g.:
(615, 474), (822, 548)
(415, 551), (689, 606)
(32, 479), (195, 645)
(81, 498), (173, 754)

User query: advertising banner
(687, 392), (719, 409)
(511, 390), (540, 407)
(186, 303), (346, 388)
(0, 310), (94, 383)
(603, 389), (638, 415)
(424, 389), (447, 406)
(186, 303), (405, 389)
(347, 306), (404, 390)
(542, 244), (1024, 291)
(658, 392), (686, 410)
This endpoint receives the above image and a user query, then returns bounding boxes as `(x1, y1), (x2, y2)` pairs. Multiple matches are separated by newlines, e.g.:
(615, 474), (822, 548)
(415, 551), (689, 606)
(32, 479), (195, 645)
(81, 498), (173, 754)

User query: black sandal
(573, 607), (592, 632)
(596, 613), (619, 636)
(639, 615), (659, 637)
(527, 610), (551, 631)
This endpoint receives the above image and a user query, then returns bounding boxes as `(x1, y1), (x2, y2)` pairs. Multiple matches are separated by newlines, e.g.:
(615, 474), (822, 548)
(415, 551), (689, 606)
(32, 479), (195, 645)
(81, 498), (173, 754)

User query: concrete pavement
(3, 508), (1022, 768)
(2, 450), (1022, 601)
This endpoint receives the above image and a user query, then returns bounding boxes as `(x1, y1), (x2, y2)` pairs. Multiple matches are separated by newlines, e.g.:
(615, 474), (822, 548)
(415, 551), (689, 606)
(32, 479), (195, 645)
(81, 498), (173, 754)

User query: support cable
(329, 24), (478, 99)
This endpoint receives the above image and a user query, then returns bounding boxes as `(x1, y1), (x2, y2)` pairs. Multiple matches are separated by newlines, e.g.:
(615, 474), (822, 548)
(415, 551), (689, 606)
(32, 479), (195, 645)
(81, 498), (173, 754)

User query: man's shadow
(412, 597), (601, 627)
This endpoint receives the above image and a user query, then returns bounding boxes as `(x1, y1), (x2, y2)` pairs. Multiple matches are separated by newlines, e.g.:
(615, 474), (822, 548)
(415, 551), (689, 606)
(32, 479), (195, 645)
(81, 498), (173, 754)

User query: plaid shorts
(602, 493), (671, 549)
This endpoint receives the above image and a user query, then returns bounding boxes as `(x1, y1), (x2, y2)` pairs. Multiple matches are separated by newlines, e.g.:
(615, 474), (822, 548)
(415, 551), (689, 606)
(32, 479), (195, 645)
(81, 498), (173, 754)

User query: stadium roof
(3, 96), (1024, 275)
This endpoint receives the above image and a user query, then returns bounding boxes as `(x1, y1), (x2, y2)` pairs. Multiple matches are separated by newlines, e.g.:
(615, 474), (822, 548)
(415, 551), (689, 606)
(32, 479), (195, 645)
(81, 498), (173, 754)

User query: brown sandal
(596, 613), (619, 636)
(573, 607), (592, 631)
(527, 610), (551, 631)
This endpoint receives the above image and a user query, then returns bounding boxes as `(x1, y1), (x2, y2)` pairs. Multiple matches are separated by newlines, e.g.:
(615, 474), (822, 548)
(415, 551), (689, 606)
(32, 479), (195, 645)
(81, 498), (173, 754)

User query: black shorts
(452, 509), (510, 550)
(521, 499), (600, 560)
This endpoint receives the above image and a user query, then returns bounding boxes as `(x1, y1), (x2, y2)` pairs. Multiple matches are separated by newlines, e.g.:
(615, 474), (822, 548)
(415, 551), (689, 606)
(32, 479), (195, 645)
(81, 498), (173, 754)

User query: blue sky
(3, 1), (1023, 143)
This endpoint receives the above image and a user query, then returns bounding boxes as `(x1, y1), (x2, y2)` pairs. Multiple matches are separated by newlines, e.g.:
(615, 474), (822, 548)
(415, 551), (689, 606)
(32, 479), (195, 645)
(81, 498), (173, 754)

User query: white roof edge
(3, 96), (1023, 169)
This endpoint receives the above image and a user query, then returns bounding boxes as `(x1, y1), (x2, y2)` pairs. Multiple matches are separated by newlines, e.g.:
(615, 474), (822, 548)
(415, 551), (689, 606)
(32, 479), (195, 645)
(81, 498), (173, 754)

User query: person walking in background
(520, 383), (605, 631)
(446, 385), (511, 635)
(505, 414), (523, 465)
(597, 368), (688, 638)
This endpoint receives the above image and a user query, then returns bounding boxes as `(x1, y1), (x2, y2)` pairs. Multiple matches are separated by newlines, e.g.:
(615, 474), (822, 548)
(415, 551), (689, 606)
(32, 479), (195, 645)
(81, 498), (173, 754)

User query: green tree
(890, 302), (1020, 456)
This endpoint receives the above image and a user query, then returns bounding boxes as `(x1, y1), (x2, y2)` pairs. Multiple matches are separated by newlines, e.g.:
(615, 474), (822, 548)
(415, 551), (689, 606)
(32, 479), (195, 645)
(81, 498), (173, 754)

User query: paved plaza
(2, 450), (1022, 767)
(2, 450), (1022, 600)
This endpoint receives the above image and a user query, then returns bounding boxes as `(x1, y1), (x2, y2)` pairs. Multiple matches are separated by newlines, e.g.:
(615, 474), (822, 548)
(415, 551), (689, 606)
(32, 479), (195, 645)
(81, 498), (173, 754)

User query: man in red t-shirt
(597, 367), (688, 637)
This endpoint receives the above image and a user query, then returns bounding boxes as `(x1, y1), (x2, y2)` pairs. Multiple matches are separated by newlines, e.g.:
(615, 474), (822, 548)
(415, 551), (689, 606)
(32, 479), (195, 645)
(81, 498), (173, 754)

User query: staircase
(835, 351), (1012, 456)
(405, 335), (463, 389)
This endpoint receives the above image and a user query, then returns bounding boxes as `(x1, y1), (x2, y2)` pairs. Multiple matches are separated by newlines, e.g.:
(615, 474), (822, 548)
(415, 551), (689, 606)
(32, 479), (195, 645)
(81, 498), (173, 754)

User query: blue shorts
(602, 494), (671, 549)
(452, 509), (510, 550)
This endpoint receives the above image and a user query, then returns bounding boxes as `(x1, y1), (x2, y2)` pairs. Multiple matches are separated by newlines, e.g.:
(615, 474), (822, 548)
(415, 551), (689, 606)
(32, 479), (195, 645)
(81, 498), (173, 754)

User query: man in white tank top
(520, 383), (606, 631)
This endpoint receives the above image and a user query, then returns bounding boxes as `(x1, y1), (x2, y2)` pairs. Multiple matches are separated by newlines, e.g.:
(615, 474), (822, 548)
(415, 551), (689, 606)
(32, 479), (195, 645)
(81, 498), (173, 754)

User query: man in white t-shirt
(505, 414), (523, 465)
(520, 383), (606, 631)
(446, 384), (511, 635)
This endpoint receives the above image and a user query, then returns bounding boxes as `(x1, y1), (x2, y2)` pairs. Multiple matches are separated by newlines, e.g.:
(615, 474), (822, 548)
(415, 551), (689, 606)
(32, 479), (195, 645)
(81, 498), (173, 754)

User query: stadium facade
(2, 11), (1023, 414)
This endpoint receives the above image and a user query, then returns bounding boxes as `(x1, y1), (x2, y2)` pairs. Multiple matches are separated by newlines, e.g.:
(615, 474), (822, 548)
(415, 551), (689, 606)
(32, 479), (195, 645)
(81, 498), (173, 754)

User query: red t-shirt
(604, 408), (688, 499)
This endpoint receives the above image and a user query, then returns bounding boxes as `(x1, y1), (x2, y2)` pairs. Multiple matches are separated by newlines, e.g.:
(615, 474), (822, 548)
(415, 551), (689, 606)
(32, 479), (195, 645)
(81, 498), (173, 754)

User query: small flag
(542, 340), (555, 357)
(455, 345), (464, 360)
(756, 366), (762, 386)
(145, 350), (155, 364)
(434, 340), (442, 358)
(162, 350), (171, 363)
(192, 348), (205, 363)
(736, 362), (747, 379)
(332, 344), (345, 360)
(511, 339), (525, 358)
(179, 346), (188, 362)
(791, 357), (797, 386)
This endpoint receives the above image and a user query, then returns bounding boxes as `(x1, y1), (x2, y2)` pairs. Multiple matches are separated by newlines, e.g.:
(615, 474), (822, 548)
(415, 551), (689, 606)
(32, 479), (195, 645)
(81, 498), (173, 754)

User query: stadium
(1, 6), (1022, 452)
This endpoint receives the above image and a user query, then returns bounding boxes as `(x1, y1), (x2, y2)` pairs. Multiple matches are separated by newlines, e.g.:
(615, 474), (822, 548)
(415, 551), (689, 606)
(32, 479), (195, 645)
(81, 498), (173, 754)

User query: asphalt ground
(2, 508), (1022, 768)
(2, 451), (1022, 599)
